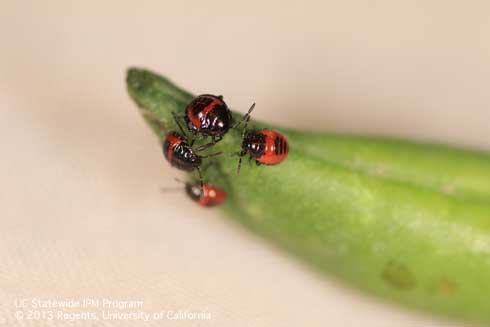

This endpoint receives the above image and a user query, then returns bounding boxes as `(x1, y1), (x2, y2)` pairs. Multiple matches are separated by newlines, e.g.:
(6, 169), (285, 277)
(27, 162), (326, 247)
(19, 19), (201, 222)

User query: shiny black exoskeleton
(162, 128), (221, 191)
(236, 112), (289, 174)
(185, 95), (232, 140)
(241, 132), (266, 159)
(183, 94), (255, 143)
(163, 132), (201, 172)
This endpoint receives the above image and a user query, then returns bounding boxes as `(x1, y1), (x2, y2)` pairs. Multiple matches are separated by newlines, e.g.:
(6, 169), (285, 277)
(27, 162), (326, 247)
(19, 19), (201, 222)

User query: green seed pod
(127, 68), (490, 324)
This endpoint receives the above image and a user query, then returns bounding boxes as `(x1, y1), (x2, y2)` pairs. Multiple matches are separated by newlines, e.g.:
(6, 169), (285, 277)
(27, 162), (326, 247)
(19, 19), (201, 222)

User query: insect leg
(237, 151), (247, 175)
(195, 142), (217, 152)
(200, 161), (213, 173)
(172, 112), (188, 138)
(200, 151), (222, 159)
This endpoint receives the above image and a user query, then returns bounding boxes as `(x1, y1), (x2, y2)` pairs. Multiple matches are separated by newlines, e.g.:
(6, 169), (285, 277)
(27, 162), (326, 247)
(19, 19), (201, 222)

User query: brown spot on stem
(432, 278), (457, 296)
(382, 260), (416, 290)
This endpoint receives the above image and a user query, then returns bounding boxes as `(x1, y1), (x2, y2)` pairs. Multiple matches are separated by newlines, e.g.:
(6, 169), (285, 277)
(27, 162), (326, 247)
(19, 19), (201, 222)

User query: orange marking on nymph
(198, 184), (226, 207)
(199, 98), (221, 120)
(186, 106), (201, 129)
(166, 133), (183, 163)
(187, 97), (222, 129)
(258, 129), (288, 165)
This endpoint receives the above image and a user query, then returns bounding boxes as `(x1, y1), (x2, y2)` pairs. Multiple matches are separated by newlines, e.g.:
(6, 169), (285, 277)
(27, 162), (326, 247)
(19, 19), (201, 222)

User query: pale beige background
(1, 1), (489, 326)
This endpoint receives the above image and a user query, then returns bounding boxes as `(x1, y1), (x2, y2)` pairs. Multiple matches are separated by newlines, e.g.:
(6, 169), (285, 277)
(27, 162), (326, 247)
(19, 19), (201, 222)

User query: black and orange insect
(237, 115), (289, 174)
(184, 94), (255, 142)
(185, 182), (227, 207)
(161, 179), (227, 207)
(163, 128), (221, 190)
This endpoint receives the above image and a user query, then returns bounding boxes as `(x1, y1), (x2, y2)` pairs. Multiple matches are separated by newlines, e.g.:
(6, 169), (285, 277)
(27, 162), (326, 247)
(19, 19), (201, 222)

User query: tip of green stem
(125, 67), (195, 136)
(126, 67), (159, 96)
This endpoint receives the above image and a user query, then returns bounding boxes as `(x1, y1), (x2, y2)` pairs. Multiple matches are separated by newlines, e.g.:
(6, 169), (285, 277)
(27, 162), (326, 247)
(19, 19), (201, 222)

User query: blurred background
(1, 1), (489, 326)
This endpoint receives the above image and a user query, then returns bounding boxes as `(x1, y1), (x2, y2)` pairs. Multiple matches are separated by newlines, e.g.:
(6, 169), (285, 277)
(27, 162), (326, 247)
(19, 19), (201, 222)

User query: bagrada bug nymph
(237, 113), (289, 174)
(161, 179), (227, 208)
(183, 94), (255, 143)
(163, 117), (222, 191)
(185, 182), (227, 207)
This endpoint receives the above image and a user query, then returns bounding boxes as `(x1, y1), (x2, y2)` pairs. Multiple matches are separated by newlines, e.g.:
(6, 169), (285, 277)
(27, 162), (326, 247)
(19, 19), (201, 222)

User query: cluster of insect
(162, 94), (289, 207)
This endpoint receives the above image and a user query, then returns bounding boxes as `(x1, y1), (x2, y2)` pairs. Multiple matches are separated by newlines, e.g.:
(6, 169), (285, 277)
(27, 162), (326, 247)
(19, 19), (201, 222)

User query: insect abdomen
(257, 129), (289, 165)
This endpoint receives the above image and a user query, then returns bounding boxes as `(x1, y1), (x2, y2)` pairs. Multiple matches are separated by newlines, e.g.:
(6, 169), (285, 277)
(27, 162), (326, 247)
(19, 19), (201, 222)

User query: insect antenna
(173, 177), (187, 185)
(236, 111), (252, 175)
(160, 187), (183, 193)
(160, 177), (189, 193)
(231, 103), (255, 129)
